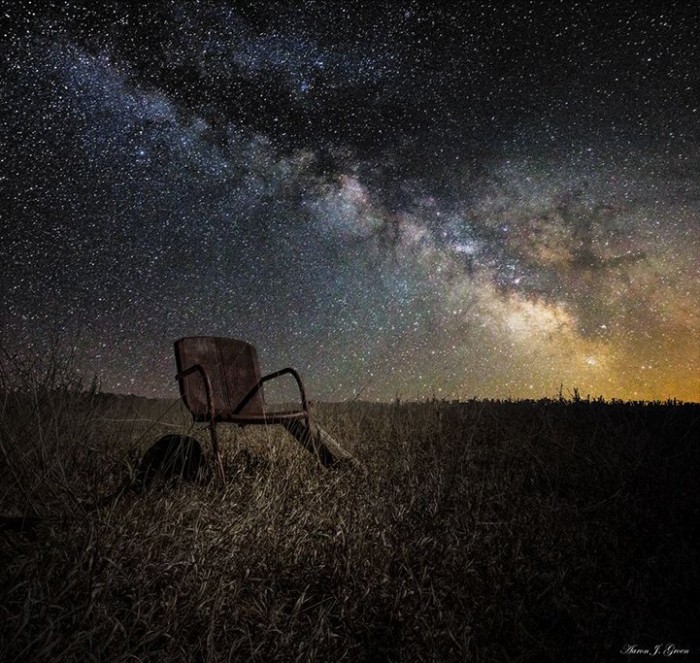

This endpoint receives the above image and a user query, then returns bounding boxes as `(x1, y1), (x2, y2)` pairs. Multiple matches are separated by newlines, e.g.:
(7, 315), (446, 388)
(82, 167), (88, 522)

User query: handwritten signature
(621, 644), (691, 657)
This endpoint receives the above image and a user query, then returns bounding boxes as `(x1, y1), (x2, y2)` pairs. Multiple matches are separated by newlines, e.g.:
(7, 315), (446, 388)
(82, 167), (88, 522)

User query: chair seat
(192, 409), (308, 424)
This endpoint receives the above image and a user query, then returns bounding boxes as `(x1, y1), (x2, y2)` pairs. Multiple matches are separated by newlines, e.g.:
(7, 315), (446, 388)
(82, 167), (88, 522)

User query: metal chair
(174, 336), (311, 485)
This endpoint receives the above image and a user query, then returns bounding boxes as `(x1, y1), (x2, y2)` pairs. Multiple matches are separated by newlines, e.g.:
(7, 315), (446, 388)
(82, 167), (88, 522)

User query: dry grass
(1, 362), (699, 661)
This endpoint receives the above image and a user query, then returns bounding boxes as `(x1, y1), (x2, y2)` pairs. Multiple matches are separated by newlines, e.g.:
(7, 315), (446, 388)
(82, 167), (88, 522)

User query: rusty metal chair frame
(174, 337), (311, 485)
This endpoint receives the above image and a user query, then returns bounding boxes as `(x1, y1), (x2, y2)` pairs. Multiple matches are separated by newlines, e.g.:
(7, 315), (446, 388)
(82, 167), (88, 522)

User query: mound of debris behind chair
(135, 434), (203, 492)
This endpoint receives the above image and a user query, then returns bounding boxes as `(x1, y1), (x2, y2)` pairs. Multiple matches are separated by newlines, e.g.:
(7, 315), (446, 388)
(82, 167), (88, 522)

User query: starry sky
(1, 1), (699, 402)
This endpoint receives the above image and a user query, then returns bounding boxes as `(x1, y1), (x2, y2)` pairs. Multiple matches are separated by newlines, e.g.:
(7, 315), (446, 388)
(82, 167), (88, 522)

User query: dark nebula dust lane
(1, 2), (698, 402)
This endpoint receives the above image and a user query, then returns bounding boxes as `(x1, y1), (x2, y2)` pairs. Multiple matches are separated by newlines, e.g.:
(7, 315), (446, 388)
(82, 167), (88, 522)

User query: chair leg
(209, 419), (226, 487)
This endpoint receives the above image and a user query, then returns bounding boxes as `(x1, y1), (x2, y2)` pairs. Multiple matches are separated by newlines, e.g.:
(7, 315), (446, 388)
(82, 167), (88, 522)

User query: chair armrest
(234, 367), (309, 416)
(175, 364), (216, 418)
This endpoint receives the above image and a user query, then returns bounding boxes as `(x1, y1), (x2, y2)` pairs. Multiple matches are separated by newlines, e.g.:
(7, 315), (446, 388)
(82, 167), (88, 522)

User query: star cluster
(1, 2), (698, 401)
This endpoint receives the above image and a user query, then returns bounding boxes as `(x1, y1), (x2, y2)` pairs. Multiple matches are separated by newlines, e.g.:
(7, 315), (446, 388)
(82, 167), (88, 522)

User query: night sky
(1, 1), (698, 402)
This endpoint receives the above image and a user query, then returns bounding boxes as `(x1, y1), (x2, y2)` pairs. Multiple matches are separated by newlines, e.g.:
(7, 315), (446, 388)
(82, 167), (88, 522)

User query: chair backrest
(174, 337), (265, 418)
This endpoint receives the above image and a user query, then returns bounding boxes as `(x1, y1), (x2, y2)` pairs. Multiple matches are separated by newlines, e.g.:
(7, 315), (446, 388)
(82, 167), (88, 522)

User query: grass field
(1, 378), (698, 661)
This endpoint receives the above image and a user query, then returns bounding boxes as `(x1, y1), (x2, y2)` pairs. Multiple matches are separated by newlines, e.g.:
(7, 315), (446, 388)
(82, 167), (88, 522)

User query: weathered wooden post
(280, 419), (364, 472)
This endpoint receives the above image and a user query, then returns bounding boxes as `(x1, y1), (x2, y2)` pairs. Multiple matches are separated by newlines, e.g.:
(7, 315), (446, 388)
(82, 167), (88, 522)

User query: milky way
(1, 2), (698, 402)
